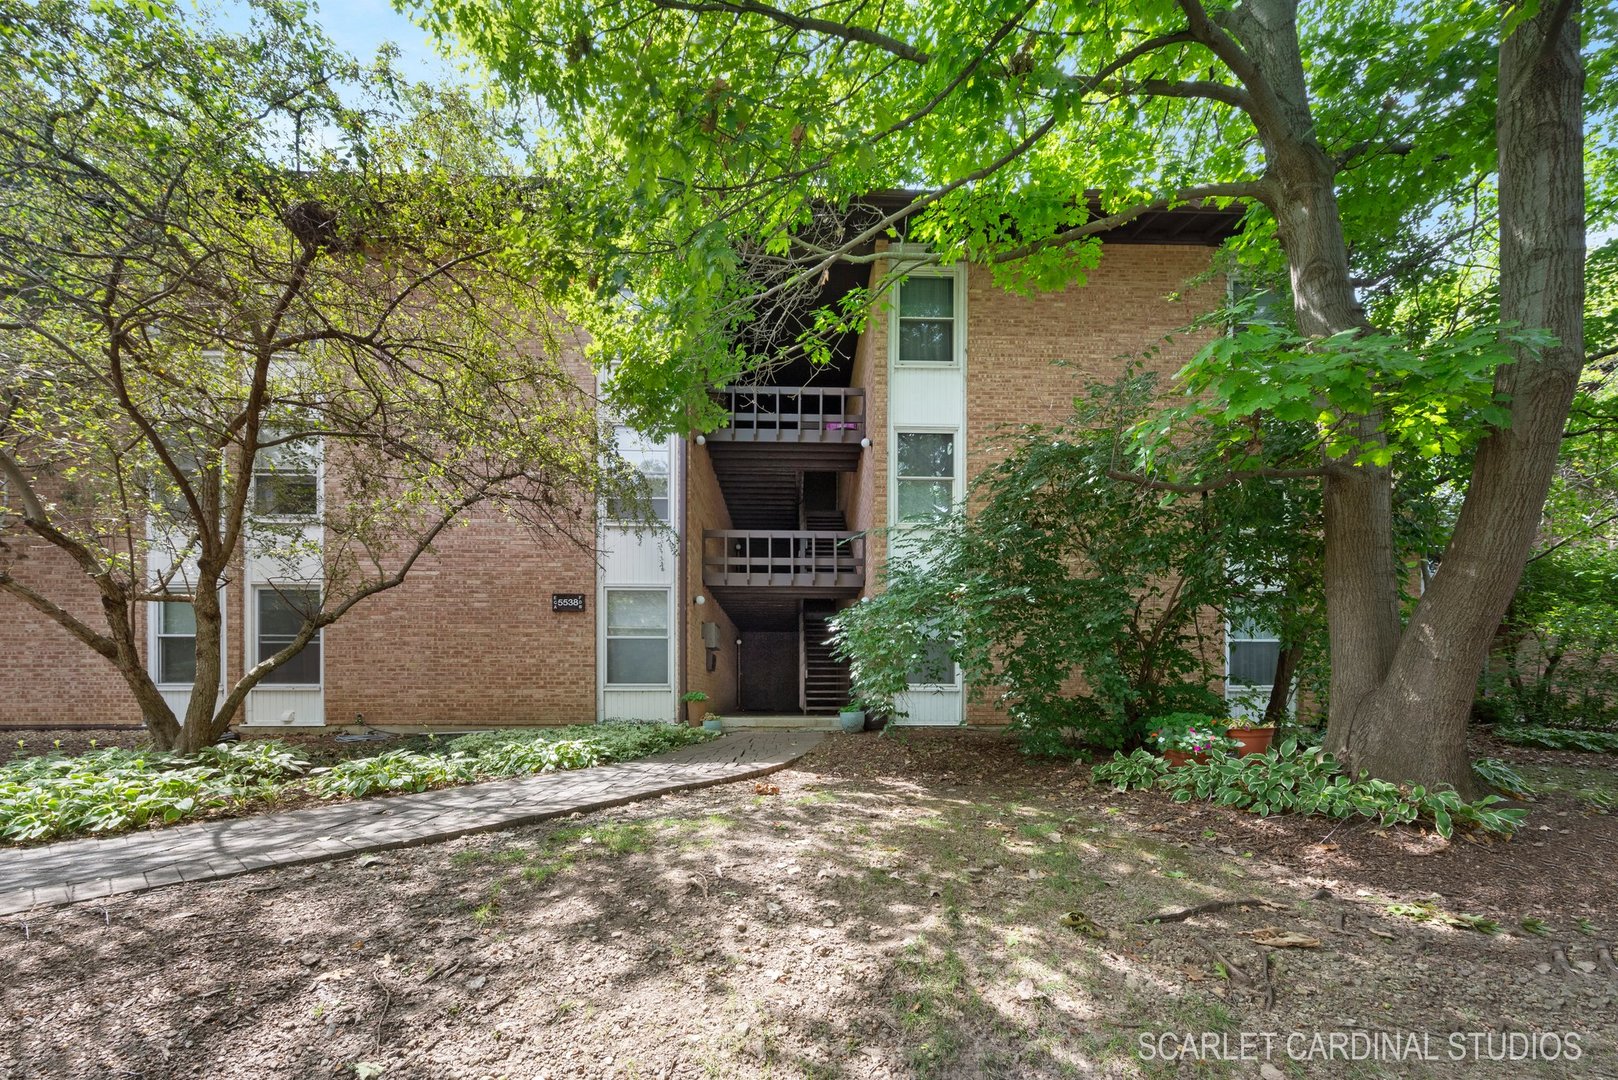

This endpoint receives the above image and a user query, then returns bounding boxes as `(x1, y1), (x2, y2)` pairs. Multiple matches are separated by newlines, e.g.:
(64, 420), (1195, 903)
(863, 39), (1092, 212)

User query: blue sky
(211, 0), (469, 84)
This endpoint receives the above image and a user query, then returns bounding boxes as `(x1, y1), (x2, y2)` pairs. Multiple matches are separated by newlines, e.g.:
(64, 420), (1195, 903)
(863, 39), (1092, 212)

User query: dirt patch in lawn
(3, 729), (1615, 1079)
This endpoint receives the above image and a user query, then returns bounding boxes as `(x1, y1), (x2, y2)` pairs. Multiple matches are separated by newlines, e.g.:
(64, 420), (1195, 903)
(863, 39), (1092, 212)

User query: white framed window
(155, 601), (198, 686)
(604, 427), (671, 523)
(895, 431), (956, 522)
(1225, 614), (1284, 723)
(893, 272), (961, 365)
(251, 439), (320, 518)
(906, 638), (956, 688)
(604, 588), (670, 686)
(1226, 616), (1281, 690)
(255, 586), (322, 686)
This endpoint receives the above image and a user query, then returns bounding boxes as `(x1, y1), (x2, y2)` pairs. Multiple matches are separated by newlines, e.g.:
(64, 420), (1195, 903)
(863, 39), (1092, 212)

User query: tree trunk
(175, 578), (227, 755)
(1262, 642), (1303, 726)
(1228, 0), (1404, 742)
(1329, 0), (1585, 792)
(102, 593), (183, 747)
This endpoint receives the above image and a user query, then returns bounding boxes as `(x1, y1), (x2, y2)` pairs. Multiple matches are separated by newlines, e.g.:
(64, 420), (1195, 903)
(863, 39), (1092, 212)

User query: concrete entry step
(716, 714), (842, 731)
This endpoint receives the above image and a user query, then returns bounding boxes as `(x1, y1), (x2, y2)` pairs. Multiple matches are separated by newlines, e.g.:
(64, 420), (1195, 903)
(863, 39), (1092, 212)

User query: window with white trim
(906, 638), (956, 687)
(256, 586), (322, 685)
(895, 432), (956, 522)
(252, 439), (320, 518)
(1226, 616), (1281, 691)
(156, 601), (198, 685)
(605, 427), (670, 522)
(895, 276), (956, 364)
(605, 588), (670, 685)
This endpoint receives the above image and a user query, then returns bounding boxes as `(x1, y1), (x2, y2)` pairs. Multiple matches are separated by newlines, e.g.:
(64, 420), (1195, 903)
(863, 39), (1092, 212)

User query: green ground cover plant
(1091, 739), (1528, 839)
(1, 724), (715, 843)
(1492, 725), (1618, 754)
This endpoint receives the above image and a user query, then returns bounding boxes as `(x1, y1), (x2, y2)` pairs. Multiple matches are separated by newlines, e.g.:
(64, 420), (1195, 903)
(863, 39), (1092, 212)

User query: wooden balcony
(702, 530), (865, 591)
(705, 386), (866, 445)
(703, 388), (868, 510)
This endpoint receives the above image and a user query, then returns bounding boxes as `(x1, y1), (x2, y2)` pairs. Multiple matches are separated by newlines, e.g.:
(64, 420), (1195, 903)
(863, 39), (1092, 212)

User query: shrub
(1471, 757), (1533, 797)
(306, 749), (482, 798)
(1146, 713), (1238, 754)
(448, 722), (714, 763)
(832, 374), (1324, 755)
(1091, 739), (1528, 838)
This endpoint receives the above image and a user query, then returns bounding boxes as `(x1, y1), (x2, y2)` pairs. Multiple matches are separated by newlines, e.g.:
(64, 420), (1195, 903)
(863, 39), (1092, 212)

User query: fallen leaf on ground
(1058, 911), (1105, 938)
(1248, 927), (1322, 949)
(753, 783), (781, 796)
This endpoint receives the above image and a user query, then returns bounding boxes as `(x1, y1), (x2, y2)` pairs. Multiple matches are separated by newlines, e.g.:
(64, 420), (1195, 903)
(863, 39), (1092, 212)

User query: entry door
(891, 642), (962, 726)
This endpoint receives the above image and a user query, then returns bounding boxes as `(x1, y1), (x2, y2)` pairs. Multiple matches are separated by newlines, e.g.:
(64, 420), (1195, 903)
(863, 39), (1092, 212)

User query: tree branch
(643, 0), (929, 62)
(0, 572), (120, 661)
(1097, 77), (1254, 111)
(1533, 0), (1579, 71)
(1106, 465), (1323, 494)
(1175, 0), (1265, 89)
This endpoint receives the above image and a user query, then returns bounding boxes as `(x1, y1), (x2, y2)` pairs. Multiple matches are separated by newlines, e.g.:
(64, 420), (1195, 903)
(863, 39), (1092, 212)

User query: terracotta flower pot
(1226, 726), (1276, 756)
(1162, 749), (1208, 768)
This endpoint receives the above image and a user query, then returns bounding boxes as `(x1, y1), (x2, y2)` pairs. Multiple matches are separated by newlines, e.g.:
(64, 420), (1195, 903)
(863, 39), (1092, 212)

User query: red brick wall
(960, 247), (1225, 723)
(839, 244), (1225, 725)
(0, 523), (147, 727)
(319, 334), (601, 730)
(320, 508), (598, 728)
(844, 262), (888, 593)
(682, 440), (740, 718)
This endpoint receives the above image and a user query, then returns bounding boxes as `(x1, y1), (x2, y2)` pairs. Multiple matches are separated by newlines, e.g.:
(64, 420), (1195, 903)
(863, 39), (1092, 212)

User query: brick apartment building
(0, 201), (1277, 733)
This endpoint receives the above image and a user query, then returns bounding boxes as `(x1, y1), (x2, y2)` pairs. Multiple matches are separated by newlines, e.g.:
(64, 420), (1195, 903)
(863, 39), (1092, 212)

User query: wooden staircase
(801, 606), (851, 714)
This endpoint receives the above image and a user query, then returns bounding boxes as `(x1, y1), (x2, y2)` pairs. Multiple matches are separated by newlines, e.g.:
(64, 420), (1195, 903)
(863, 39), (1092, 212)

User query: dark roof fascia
(851, 188), (1245, 248)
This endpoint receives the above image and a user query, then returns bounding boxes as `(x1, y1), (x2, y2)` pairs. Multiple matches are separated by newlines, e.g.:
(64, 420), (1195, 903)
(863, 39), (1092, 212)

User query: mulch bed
(820, 727), (1618, 924)
(1, 726), (1613, 1079)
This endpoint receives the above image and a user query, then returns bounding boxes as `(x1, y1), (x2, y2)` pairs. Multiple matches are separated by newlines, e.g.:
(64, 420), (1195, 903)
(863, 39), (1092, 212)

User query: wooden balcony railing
(706, 386), (866, 443)
(702, 530), (865, 589)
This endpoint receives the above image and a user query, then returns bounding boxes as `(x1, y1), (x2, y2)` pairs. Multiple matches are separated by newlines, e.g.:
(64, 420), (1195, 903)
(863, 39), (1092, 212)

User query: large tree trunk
(1227, 0), (1404, 743)
(1332, 0), (1585, 792)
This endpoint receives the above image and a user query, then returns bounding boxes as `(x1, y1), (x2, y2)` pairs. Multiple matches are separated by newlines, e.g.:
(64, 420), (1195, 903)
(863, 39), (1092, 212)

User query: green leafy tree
(416, 0), (1599, 789)
(0, 0), (614, 752)
(831, 375), (1325, 753)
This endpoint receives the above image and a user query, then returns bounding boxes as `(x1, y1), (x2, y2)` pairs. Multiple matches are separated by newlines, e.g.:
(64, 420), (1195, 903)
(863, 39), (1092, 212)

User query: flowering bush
(1146, 713), (1238, 755)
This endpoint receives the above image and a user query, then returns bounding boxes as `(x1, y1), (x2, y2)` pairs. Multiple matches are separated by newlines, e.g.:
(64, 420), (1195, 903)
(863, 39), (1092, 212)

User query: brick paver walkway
(0, 730), (821, 916)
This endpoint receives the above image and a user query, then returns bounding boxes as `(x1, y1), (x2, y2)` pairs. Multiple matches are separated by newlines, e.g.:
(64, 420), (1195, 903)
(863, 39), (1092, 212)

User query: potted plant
(837, 702), (866, 734)
(701, 714), (725, 733)
(681, 690), (709, 727)
(1147, 713), (1238, 767)
(1224, 721), (1277, 756)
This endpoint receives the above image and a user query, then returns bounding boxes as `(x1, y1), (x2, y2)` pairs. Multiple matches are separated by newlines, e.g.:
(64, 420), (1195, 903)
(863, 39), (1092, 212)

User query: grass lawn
(2, 729), (1613, 1079)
